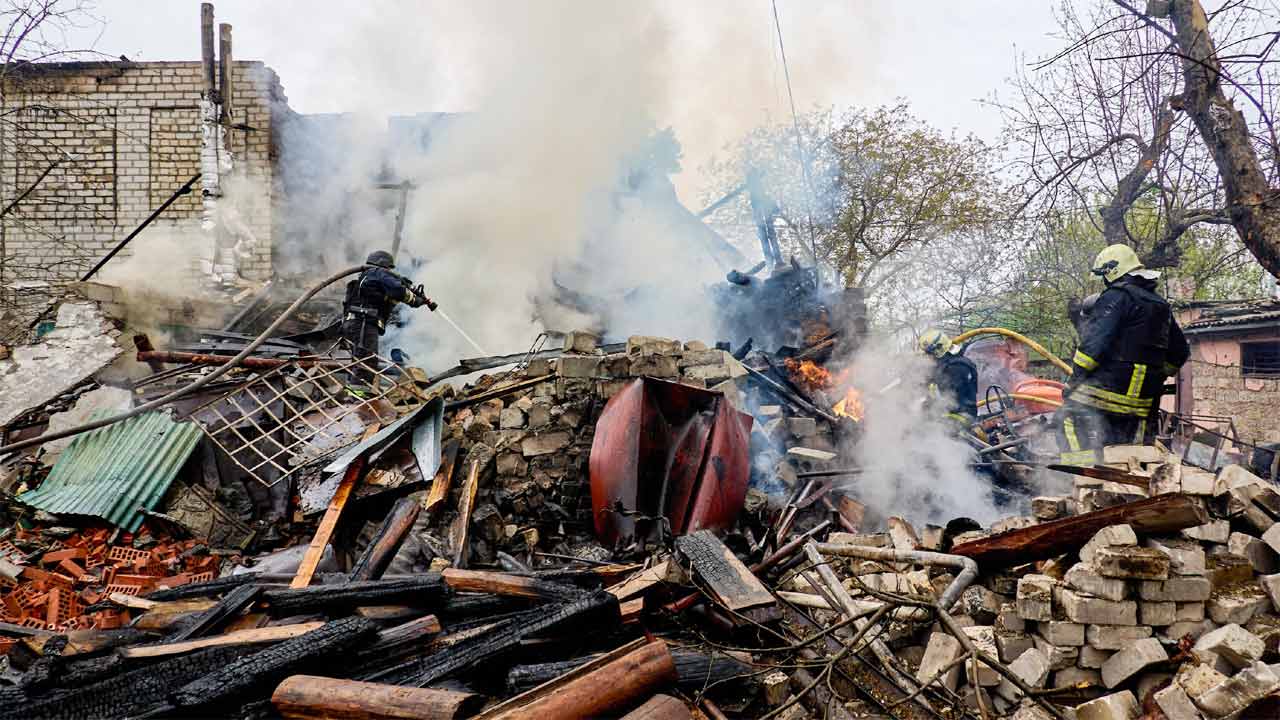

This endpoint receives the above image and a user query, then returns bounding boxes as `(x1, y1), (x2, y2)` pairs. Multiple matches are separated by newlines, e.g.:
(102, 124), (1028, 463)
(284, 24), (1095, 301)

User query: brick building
(0, 59), (289, 321)
(1175, 299), (1280, 444)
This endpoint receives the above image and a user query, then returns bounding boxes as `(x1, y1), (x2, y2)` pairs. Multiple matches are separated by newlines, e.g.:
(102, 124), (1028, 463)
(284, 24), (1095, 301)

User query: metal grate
(191, 352), (427, 487)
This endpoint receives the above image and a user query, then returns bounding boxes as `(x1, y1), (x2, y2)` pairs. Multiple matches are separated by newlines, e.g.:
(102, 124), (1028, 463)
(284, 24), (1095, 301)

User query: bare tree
(1003, 0), (1278, 281)
(1116, 0), (1280, 276)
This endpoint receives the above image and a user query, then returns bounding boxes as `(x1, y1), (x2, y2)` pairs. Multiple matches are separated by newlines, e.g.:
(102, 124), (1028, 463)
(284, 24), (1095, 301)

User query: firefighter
(1057, 244), (1189, 463)
(342, 250), (436, 379)
(919, 328), (979, 423)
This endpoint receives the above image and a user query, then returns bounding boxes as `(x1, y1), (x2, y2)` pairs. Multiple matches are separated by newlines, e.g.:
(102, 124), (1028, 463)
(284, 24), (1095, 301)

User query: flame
(832, 388), (865, 421)
(786, 358), (865, 422)
(785, 358), (833, 392)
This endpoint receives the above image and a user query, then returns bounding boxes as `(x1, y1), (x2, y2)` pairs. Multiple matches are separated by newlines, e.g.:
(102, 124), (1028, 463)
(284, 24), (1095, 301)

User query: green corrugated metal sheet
(20, 411), (202, 532)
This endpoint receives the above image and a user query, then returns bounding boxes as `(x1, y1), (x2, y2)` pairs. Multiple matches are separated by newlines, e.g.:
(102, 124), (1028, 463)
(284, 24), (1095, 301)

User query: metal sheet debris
(19, 410), (203, 531)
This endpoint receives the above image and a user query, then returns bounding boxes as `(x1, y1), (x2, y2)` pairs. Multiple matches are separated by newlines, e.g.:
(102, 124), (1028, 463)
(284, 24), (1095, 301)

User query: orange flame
(785, 358), (834, 393)
(832, 388), (865, 421)
(786, 358), (865, 422)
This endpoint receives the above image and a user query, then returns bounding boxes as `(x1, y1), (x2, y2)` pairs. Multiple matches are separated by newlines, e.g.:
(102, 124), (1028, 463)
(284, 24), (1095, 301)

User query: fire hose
(951, 326), (1073, 376)
(976, 392), (1063, 410)
(0, 265), (372, 457)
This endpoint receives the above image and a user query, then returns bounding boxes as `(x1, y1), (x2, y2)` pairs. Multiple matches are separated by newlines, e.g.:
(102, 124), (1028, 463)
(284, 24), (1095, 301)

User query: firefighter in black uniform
(918, 328), (979, 423)
(1057, 244), (1190, 464)
(342, 250), (435, 379)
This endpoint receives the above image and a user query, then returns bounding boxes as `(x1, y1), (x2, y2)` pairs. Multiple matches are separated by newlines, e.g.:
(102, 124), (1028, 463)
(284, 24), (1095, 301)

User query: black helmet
(366, 250), (394, 269)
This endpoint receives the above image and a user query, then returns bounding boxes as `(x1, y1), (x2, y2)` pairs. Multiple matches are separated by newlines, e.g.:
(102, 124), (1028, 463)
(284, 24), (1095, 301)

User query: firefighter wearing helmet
(919, 328), (978, 422)
(341, 250), (436, 377)
(1057, 244), (1189, 464)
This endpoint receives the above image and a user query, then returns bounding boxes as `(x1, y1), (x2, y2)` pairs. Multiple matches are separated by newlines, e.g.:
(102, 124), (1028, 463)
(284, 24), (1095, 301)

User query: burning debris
(3, 271), (1280, 720)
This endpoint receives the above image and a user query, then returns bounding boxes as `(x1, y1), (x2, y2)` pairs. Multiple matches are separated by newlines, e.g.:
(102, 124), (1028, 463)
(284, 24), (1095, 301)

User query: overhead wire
(770, 0), (822, 284)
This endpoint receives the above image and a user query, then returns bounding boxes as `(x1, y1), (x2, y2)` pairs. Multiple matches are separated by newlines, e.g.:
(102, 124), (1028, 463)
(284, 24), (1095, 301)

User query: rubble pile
(4, 301), (1280, 717)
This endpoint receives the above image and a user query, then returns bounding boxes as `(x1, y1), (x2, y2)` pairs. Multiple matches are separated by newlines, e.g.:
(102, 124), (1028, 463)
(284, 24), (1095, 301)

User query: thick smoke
(836, 336), (1002, 527)
(265, 1), (877, 370)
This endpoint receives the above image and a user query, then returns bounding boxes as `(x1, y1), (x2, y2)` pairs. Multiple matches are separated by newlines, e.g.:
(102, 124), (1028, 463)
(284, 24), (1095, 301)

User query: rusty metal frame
(191, 351), (424, 487)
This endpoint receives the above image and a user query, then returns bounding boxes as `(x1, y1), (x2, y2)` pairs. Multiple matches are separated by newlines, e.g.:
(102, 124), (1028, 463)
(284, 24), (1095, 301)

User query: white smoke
(836, 335), (1003, 527)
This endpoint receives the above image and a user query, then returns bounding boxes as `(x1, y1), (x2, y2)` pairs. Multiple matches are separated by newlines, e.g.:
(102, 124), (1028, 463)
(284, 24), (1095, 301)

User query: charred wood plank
(449, 460), (481, 568)
(167, 583), (262, 642)
(166, 617), (381, 712)
(436, 593), (531, 620)
(478, 639), (677, 720)
(10, 646), (250, 720)
(351, 614), (442, 668)
(507, 648), (751, 695)
(949, 493), (1209, 568)
(425, 439), (461, 516)
(61, 627), (156, 656)
(145, 572), (263, 601)
(292, 424), (381, 589)
(123, 622), (326, 659)
(264, 575), (448, 616)
(272, 675), (481, 720)
(675, 530), (774, 612)
(384, 590), (620, 687)
(350, 495), (421, 582)
(131, 599), (219, 632)
(441, 568), (585, 601)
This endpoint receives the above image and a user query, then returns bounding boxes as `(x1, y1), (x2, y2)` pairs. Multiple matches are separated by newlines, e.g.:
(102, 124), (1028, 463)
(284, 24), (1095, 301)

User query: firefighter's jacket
(930, 352), (978, 420)
(343, 267), (420, 335)
(1067, 275), (1189, 418)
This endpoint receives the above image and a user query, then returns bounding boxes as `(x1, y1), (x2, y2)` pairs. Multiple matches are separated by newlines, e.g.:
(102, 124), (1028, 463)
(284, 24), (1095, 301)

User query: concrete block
(1229, 532), (1279, 573)
(1061, 588), (1138, 625)
(1038, 620), (1085, 647)
(1193, 661), (1280, 717)
(1182, 520), (1230, 544)
(1139, 577), (1212, 602)
(1263, 523), (1280, 556)
(1164, 620), (1219, 643)
(963, 626), (1002, 686)
(1101, 638), (1168, 688)
(1086, 624), (1152, 651)
(1262, 573), (1280, 612)
(995, 647), (1050, 702)
(1208, 552), (1257, 589)
(997, 630), (1036, 664)
(1011, 701), (1059, 720)
(1145, 538), (1207, 576)
(1207, 587), (1270, 625)
(997, 602), (1027, 633)
(1180, 467), (1217, 496)
(1033, 634), (1080, 671)
(1175, 602), (1206, 623)
(562, 330), (600, 354)
(1031, 496), (1070, 520)
(1074, 690), (1139, 720)
(499, 407), (526, 429)
(1153, 682), (1204, 720)
(1094, 545), (1170, 580)
(917, 632), (964, 691)
(1065, 562), (1129, 601)
(557, 355), (602, 378)
(1017, 574), (1056, 622)
(520, 431), (572, 457)
(1140, 600), (1177, 626)
(1080, 525), (1138, 565)
(1079, 644), (1111, 669)
(629, 355), (679, 378)
(626, 335), (681, 357)
(1193, 623), (1265, 668)
(1176, 661), (1228, 705)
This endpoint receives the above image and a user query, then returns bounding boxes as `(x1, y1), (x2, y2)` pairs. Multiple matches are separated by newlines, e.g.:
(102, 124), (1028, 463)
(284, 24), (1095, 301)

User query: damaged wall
(0, 60), (288, 310)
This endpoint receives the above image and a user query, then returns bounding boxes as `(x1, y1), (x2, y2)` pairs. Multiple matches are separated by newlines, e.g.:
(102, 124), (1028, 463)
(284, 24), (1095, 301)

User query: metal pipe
(136, 350), (348, 369)
(81, 174), (201, 282)
(814, 542), (979, 611)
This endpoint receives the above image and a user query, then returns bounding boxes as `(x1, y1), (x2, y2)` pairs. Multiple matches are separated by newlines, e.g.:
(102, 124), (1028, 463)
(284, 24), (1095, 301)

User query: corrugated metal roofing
(19, 411), (202, 532)
(1185, 308), (1280, 331)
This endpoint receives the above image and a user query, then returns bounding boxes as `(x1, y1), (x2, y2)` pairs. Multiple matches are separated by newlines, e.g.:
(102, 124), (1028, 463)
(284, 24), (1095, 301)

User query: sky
(62, 1), (1065, 202)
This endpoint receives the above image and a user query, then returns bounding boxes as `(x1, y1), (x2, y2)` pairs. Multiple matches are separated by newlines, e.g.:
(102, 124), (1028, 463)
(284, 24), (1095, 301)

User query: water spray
(435, 308), (489, 356)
